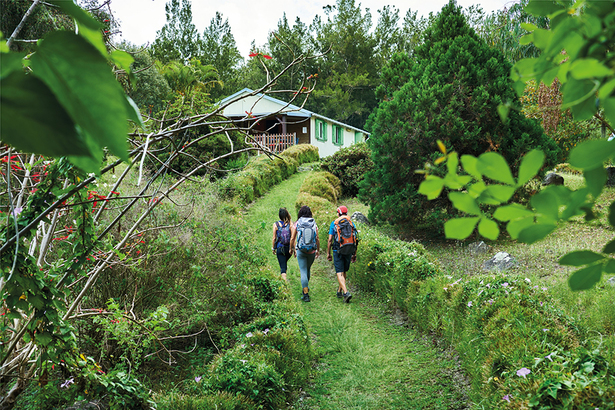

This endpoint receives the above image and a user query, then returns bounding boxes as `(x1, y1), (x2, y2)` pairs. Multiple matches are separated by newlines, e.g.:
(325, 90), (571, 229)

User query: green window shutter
(354, 131), (362, 143)
(316, 119), (327, 141)
(333, 125), (344, 146)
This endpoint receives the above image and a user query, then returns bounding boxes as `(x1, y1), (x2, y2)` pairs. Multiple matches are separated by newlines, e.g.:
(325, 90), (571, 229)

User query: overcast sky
(110, 0), (517, 57)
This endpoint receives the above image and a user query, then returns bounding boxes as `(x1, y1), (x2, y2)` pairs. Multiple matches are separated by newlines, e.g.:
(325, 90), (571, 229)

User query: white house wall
(311, 117), (366, 158)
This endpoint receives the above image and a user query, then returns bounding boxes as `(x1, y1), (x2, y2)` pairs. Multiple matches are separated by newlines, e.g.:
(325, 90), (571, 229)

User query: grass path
(246, 171), (470, 409)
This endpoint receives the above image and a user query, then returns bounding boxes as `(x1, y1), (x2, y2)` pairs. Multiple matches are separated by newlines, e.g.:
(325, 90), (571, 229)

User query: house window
(354, 131), (363, 143)
(333, 125), (344, 146)
(315, 119), (327, 141)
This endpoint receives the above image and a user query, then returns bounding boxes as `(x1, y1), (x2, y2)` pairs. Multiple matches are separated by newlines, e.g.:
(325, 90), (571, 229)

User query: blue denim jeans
(296, 249), (315, 290)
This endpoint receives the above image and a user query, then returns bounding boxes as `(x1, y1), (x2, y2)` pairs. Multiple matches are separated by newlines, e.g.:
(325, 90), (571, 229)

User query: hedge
(218, 144), (319, 206)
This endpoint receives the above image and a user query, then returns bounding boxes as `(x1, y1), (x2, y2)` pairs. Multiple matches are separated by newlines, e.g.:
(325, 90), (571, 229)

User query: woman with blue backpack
(272, 208), (294, 281)
(290, 205), (320, 302)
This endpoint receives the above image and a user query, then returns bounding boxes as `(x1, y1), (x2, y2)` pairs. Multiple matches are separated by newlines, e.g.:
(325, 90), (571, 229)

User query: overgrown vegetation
(320, 142), (373, 198)
(348, 216), (615, 408)
(219, 144), (319, 207)
(361, 2), (560, 231)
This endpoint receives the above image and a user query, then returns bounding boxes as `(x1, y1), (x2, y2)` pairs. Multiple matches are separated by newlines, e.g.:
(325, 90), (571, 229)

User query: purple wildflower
(503, 394), (511, 402)
(60, 377), (74, 388)
(516, 368), (531, 378)
(195, 376), (202, 383)
(11, 207), (23, 218)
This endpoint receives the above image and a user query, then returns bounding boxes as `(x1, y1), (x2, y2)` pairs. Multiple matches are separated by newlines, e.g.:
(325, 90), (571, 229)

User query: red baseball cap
(337, 206), (348, 215)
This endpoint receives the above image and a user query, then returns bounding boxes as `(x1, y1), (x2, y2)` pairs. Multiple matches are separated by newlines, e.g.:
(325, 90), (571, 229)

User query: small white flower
(525, 278), (531, 283)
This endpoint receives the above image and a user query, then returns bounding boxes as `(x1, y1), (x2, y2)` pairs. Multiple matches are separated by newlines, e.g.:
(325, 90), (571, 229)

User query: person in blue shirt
(326, 205), (357, 303)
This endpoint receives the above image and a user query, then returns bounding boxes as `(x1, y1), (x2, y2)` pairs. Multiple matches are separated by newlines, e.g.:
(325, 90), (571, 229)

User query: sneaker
(343, 292), (352, 303)
(336, 291), (343, 298)
(302, 293), (311, 302)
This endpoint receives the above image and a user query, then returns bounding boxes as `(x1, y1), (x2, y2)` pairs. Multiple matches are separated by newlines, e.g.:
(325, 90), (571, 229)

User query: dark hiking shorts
(333, 251), (352, 273)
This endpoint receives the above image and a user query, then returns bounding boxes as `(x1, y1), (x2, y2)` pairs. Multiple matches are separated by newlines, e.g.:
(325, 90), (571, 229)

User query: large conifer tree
(361, 0), (560, 230)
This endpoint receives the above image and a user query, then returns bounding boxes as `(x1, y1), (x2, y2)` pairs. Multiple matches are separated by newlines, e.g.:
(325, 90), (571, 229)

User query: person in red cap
(327, 205), (358, 303)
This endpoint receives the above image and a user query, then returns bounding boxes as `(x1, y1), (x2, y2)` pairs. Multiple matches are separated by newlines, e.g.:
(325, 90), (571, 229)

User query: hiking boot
(302, 293), (311, 302)
(343, 292), (352, 303)
(336, 290), (343, 298)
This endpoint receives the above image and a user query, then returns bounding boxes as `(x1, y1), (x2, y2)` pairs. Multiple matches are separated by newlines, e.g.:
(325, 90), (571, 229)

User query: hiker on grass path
(290, 205), (319, 302)
(327, 206), (358, 303)
(272, 208), (294, 281)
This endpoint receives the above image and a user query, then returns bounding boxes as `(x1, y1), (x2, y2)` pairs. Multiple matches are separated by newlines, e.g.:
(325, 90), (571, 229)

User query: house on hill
(218, 88), (369, 158)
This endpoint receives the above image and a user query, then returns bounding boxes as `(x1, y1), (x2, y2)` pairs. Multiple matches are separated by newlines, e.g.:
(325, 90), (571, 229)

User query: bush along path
(247, 169), (471, 409)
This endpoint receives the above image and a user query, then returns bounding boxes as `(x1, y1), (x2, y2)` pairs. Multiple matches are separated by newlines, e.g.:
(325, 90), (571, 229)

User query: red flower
(249, 52), (258, 58)
(262, 54), (272, 60)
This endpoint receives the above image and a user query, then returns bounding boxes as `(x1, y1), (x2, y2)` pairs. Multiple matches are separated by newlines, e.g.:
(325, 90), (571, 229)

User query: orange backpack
(334, 215), (357, 255)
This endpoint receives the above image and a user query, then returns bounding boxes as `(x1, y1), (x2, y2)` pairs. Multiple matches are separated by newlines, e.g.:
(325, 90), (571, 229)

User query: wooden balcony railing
(251, 133), (296, 154)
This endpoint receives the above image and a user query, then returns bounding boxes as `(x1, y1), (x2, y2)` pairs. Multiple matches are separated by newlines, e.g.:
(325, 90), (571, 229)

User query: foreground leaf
(30, 32), (130, 162)
(506, 216), (534, 239)
(517, 149), (545, 186)
(478, 217), (499, 240)
(568, 263), (603, 291)
(449, 192), (481, 215)
(494, 204), (533, 221)
(0, 72), (88, 156)
(517, 223), (557, 244)
(418, 176), (445, 200)
(569, 139), (615, 170)
(444, 217), (480, 239)
(477, 152), (515, 185)
(559, 250), (604, 266)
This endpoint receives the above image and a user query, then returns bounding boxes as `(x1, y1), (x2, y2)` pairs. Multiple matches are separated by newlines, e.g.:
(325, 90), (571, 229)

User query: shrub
(402, 273), (615, 408)
(361, 3), (560, 230)
(206, 349), (285, 408)
(553, 162), (582, 175)
(320, 142), (373, 197)
(299, 171), (340, 204)
(280, 144), (319, 164)
(218, 144), (318, 206)
(157, 391), (255, 410)
(352, 226), (441, 309)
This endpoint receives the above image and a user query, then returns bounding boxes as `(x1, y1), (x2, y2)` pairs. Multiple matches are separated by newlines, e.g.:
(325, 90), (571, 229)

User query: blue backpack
(276, 221), (291, 247)
(296, 217), (317, 252)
